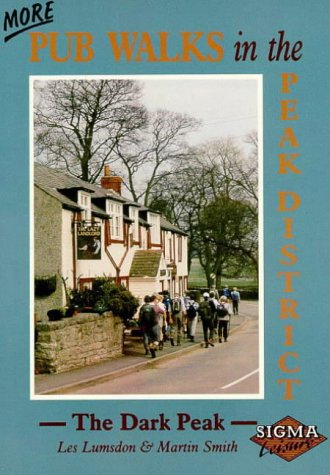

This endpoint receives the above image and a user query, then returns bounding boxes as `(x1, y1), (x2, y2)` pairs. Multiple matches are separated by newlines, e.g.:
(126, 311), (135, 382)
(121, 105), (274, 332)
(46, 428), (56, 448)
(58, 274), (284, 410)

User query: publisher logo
(250, 415), (327, 462)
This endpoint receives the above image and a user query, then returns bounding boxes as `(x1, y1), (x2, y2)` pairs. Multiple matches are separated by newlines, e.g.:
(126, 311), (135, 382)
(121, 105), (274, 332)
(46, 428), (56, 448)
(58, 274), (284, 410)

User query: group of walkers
(138, 286), (240, 358)
(138, 292), (194, 358)
(199, 291), (231, 348)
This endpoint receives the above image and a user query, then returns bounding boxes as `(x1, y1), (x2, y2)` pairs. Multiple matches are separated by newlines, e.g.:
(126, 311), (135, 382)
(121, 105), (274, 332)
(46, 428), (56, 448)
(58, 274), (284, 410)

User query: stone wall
(34, 186), (64, 320)
(35, 312), (124, 374)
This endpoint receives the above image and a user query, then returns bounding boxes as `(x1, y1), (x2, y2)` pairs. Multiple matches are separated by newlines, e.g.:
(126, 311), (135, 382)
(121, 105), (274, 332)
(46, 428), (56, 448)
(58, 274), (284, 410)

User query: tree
(114, 109), (199, 205)
(34, 79), (147, 183)
(197, 195), (258, 287)
(147, 135), (259, 282)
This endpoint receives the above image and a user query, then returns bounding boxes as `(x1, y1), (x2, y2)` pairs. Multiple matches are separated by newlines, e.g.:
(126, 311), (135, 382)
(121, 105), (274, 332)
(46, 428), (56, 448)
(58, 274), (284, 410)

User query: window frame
(106, 200), (123, 240)
(129, 206), (139, 242)
(78, 190), (91, 221)
(148, 212), (160, 244)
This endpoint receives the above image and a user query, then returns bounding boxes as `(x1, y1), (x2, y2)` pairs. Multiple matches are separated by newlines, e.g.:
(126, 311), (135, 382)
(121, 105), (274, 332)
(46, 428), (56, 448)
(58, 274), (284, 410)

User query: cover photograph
(1, 1), (329, 474)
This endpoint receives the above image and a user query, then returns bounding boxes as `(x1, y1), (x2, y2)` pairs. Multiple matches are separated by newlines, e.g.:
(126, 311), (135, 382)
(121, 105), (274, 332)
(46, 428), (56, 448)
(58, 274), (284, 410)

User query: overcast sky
(34, 75), (260, 150)
(138, 75), (260, 147)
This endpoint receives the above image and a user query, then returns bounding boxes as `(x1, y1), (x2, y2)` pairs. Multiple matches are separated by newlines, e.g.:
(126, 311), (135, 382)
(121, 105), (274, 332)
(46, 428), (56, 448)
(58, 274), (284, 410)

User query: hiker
(231, 287), (241, 315)
(209, 290), (219, 335)
(210, 285), (220, 300)
(186, 297), (199, 342)
(163, 294), (172, 341)
(198, 292), (215, 348)
(217, 296), (231, 343)
(183, 292), (191, 309)
(169, 292), (186, 346)
(222, 285), (231, 300)
(152, 294), (166, 350)
(138, 295), (160, 358)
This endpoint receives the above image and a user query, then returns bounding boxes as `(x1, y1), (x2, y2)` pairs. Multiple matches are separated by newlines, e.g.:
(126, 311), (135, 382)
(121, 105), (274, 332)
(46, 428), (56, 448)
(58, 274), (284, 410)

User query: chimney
(101, 165), (122, 195)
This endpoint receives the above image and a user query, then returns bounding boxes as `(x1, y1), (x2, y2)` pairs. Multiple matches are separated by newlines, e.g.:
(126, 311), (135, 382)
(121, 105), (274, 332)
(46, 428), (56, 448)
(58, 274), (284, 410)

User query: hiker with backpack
(222, 285), (231, 300)
(217, 295), (231, 343)
(209, 291), (220, 336)
(138, 295), (160, 358)
(168, 293), (186, 346)
(186, 298), (199, 342)
(231, 287), (241, 315)
(152, 294), (166, 350)
(198, 292), (215, 348)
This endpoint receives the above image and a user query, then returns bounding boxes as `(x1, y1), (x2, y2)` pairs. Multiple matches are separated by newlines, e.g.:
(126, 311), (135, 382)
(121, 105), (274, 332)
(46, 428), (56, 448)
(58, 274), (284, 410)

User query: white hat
(203, 292), (209, 298)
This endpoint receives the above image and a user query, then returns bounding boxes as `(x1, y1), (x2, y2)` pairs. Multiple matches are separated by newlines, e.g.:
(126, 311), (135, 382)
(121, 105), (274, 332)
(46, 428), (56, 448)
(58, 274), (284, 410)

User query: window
(79, 277), (94, 290)
(129, 206), (139, 241)
(149, 213), (160, 244)
(166, 235), (172, 260)
(78, 191), (91, 221)
(178, 235), (183, 262)
(107, 201), (123, 239)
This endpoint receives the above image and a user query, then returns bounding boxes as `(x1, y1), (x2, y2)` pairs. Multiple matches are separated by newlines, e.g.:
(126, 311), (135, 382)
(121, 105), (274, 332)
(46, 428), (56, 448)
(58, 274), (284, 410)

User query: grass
(188, 258), (257, 289)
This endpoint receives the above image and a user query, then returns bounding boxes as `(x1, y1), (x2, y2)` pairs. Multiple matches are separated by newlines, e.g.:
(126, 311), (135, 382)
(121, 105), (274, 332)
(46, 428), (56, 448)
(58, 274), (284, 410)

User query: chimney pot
(101, 167), (122, 195)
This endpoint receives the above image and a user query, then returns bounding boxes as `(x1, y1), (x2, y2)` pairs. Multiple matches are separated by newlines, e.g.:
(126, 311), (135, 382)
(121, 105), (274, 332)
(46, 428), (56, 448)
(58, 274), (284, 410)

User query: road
(71, 301), (261, 397)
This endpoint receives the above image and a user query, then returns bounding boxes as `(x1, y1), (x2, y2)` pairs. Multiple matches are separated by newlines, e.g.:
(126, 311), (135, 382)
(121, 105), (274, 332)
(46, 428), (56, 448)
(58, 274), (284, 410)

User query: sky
(138, 75), (260, 147)
(33, 75), (260, 151)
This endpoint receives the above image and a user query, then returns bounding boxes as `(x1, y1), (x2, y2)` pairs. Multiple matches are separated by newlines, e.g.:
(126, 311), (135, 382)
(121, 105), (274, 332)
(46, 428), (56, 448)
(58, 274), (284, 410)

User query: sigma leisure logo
(250, 416), (327, 462)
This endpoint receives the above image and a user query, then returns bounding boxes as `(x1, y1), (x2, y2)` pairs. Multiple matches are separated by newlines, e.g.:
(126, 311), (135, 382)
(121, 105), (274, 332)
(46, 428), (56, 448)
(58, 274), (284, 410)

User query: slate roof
(34, 162), (125, 204)
(34, 163), (187, 235)
(129, 250), (163, 277)
(91, 204), (110, 218)
(160, 216), (188, 236)
(34, 183), (82, 211)
(139, 217), (151, 228)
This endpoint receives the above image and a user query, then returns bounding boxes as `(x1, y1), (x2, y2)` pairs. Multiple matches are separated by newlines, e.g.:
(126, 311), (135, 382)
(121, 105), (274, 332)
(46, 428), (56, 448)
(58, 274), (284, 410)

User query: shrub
(47, 307), (65, 321)
(35, 275), (57, 297)
(70, 278), (139, 322)
(240, 288), (258, 300)
(69, 288), (95, 308)
(187, 286), (258, 300)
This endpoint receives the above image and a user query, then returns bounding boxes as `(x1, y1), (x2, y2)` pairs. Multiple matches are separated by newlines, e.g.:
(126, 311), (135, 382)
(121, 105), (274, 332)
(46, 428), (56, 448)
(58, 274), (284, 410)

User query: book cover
(1, 0), (329, 473)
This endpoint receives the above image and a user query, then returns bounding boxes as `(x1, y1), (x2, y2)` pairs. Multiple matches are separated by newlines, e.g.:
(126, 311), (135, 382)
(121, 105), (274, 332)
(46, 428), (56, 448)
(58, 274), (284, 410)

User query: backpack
(187, 303), (197, 319)
(231, 291), (239, 301)
(198, 300), (212, 320)
(209, 299), (217, 314)
(216, 304), (229, 319)
(139, 304), (157, 327)
(172, 299), (182, 314)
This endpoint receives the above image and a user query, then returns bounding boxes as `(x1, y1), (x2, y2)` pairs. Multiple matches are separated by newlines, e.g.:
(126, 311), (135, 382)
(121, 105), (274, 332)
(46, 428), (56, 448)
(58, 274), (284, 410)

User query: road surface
(71, 301), (261, 397)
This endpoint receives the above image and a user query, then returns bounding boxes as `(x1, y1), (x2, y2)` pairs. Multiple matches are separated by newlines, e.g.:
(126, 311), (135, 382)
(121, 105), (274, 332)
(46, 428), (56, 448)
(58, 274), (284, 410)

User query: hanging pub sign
(77, 224), (101, 260)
